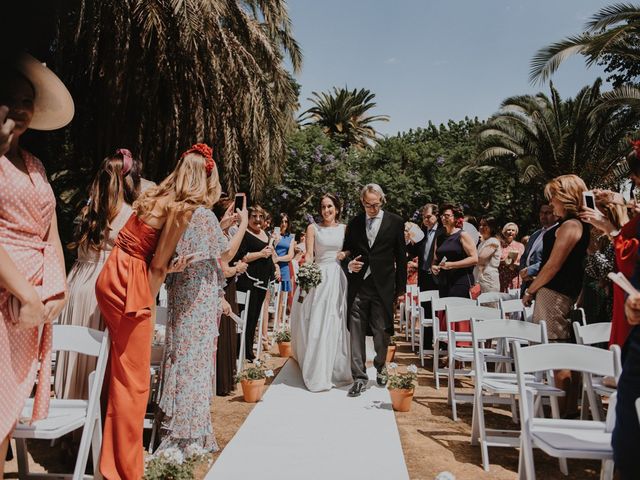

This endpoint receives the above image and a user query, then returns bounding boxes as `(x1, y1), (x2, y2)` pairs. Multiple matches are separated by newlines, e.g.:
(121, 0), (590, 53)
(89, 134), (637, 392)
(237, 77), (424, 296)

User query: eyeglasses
(441, 213), (454, 218)
(363, 202), (382, 209)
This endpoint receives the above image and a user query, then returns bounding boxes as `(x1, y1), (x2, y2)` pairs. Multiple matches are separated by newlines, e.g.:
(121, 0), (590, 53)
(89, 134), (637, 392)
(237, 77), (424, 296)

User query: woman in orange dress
(0, 54), (73, 476)
(95, 143), (220, 479)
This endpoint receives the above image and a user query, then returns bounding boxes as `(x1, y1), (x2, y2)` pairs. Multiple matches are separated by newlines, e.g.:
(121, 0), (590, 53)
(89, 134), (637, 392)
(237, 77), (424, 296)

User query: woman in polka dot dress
(0, 55), (73, 475)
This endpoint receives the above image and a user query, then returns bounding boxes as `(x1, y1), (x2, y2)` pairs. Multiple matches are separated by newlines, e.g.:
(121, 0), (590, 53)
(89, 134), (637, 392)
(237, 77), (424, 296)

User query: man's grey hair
(360, 183), (386, 203)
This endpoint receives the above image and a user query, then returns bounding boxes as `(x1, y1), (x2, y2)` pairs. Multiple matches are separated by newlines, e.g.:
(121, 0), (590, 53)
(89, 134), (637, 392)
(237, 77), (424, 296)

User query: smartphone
(583, 191), (598, 211)
(234, 193), (245, 212)
(439, 256), (447, 265)
(273, 226), (281, 236)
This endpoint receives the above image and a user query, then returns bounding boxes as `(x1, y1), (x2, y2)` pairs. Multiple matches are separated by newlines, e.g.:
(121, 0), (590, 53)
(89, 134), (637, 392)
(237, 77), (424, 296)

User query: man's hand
(348, 255), (364, 273)
(0, 106), (15, 157)
(625, 292), (640, 325)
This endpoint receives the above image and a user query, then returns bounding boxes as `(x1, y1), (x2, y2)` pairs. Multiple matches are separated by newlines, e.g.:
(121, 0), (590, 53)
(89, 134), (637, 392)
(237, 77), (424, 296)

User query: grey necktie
(366, 217), (377, 247)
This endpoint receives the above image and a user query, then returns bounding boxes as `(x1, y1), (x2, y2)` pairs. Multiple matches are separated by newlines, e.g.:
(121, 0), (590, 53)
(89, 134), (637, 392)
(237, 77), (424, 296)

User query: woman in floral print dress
(158, 175), (248, 453)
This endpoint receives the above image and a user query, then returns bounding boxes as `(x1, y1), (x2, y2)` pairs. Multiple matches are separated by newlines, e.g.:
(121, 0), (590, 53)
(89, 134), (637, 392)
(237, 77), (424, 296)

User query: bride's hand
(336, 251), (347, 261)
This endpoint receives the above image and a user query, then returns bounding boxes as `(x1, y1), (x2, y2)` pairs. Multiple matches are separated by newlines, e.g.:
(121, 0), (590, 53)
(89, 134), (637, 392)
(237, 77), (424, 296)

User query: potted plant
(387, 363), (418, 412)
(274, 328), (292, 358)
(386, 335), (399, 363)
(235, 357), (274, 403)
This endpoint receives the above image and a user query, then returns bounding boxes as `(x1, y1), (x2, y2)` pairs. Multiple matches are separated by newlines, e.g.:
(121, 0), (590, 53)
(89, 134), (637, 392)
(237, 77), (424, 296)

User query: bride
(291, 194), (352, 392)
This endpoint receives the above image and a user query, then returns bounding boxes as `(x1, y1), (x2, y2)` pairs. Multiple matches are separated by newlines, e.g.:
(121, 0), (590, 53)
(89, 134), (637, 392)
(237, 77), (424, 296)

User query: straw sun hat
(14, 53), (74, 130)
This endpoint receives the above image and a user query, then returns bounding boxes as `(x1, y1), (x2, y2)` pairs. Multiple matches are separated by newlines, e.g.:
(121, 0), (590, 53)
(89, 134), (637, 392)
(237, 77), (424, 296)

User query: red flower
(181, 143), (215, 176)
(632, 139), (640, 159)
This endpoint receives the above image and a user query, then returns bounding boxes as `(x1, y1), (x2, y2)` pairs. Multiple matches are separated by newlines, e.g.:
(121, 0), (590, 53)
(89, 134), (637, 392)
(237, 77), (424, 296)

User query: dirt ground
(6, 339), (603, 480)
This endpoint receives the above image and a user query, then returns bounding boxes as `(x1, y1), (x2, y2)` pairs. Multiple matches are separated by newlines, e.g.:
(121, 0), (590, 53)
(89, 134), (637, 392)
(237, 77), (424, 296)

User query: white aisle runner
(205, 359), (410, 480)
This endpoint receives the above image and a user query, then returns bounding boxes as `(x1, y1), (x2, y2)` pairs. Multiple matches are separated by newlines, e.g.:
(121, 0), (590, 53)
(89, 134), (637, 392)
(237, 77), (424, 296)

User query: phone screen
(234, 194), (244, 211)
(584, 194), (595, 210)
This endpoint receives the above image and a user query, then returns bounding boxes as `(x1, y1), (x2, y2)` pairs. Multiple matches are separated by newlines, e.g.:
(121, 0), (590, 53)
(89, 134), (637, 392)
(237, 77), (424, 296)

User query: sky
(287, 0), (613, 136)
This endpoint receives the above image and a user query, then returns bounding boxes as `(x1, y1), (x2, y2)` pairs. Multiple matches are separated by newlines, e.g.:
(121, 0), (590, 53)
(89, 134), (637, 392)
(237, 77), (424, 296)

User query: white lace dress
(291, 223), (352, 392)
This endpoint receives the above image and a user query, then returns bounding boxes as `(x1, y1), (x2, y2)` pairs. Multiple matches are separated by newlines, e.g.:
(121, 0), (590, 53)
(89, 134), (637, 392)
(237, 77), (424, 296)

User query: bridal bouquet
(296, 263), (322, 303)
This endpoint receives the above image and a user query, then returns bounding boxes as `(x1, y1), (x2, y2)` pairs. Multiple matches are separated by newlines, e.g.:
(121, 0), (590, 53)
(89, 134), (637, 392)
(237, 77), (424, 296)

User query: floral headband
(116, 148), (133, 176)
(181, 143), (215, 177)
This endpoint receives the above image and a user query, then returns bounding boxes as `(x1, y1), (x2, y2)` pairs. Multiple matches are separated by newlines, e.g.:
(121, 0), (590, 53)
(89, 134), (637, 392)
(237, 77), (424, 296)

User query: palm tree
(473, 80), (637, 188)
(48, 0), (302, 199)
(530, 3), (640, 84)
(301, 87), (389, 148)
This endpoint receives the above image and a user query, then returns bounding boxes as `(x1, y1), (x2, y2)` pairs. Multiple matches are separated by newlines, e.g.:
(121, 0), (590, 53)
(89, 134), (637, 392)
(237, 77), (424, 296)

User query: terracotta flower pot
(386, 345), (397, 363)
(240, 378), (266, 403)
(277, 341), (292, 358)
(389, 388), (414, 412)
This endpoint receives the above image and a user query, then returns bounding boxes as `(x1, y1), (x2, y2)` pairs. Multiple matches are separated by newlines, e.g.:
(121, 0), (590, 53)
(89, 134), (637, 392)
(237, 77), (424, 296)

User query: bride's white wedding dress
(291, 223), (352, 392)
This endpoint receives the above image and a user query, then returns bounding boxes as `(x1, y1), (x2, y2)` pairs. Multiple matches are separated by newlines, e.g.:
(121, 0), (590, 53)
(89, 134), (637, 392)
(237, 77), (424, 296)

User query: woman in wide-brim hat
(0, 53), (74, 475)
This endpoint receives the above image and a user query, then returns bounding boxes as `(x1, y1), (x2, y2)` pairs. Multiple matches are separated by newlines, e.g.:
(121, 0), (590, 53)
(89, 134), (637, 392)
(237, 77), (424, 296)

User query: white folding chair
(417, 289), (440, 366)
(236, 289), (252, 372)
(514, 343), (618, 480)
(445, 305), (504, 420)
(572, 321), (618, 421)
(508, 288), (521, 299)
(147, 305), (168, 450)
(431, 296), (478, 389)
(407, 285), (419, 349)
(14, 325), (110, 480)
(499, 298), (533, 322)
(476, 291), (516, 306)
(470, 319), (565, 471)
(158, 283), (168, 307)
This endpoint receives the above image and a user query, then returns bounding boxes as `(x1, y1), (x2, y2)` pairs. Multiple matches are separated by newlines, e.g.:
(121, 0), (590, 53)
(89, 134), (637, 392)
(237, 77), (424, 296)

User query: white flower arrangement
(387, 363), (418, 391)
(296, 263), (322, 302)
(144, 443), (210, 479)
(235, 355), (273, 382)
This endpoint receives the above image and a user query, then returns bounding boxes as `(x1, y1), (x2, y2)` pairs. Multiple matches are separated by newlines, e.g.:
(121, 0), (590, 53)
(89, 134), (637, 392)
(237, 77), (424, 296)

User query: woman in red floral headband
(94, 142), (222, 479)
(156, 148), (249, 455)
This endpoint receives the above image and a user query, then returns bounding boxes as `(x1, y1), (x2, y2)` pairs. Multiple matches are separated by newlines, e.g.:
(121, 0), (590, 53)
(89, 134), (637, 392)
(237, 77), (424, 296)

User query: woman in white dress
(477, 216), (502, 294)
(291, 194), (352, 392)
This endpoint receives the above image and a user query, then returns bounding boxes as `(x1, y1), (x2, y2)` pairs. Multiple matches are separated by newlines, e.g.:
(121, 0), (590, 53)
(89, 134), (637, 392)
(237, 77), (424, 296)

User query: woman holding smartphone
(158, 146), (248, 454)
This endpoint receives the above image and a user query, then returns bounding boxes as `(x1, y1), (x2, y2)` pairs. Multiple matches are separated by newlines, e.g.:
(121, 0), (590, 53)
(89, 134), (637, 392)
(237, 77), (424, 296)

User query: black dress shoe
(376, 368), (388, 387)
(347, 381), (367, 397)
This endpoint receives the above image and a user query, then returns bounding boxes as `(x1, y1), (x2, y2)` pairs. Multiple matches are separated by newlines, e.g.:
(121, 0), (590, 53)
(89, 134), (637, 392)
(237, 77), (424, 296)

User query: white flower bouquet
(144, 444), (210, 479)
(296, 263), (322, 302)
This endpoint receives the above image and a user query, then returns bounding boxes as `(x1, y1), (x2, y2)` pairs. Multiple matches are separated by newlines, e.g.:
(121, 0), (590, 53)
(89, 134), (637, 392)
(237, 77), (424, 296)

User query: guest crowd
(3, 53), (640, 480)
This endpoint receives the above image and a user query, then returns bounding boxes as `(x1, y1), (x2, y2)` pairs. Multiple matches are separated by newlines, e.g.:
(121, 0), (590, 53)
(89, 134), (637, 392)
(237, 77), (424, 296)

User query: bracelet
(609, 229), (621, 238)
(524, 289), (535, 297)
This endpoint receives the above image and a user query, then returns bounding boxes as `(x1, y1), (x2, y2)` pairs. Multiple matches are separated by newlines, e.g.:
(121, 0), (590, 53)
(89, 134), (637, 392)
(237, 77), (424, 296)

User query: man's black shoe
(376, 368), (388, 387)
(347, 381), (367, 397)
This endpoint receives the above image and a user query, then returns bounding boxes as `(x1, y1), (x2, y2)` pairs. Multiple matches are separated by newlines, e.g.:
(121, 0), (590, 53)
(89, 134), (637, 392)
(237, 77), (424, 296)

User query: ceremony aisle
(205, 359), (410, 480)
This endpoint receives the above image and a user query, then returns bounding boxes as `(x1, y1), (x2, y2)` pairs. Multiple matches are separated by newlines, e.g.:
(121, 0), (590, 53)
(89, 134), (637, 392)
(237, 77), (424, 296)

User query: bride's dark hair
(319, 194), (341, 220)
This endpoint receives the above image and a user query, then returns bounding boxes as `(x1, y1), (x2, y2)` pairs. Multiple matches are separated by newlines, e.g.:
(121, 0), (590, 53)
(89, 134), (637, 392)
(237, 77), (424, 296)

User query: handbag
(469, 283), (481, 300)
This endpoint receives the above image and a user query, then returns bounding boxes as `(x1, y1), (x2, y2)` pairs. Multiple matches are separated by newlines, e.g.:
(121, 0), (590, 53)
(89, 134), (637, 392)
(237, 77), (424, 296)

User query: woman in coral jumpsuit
(0, 55), (73, 477)
(95, 143), (220, 479)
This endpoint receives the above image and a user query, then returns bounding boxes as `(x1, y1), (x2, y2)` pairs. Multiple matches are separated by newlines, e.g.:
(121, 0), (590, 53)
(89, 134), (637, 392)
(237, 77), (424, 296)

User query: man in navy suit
(519, 204), (557, 295)
(406, 203), (443, 349)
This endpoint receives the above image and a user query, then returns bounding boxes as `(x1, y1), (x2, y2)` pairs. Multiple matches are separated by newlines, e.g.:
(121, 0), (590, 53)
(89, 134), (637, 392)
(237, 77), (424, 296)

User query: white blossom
(435, 471), (456, 480)
(254, 360), (262, 367)
(407, 364), (418, 374)
(388, 362), (398, 370)
(185, 443), (208, 459)
(265, 369), (274, 378)
(158, 447), (184, 465)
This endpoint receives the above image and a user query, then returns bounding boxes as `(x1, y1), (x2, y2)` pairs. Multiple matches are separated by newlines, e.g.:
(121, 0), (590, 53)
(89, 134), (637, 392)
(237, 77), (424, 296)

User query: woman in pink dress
(0, 54), (73, 475)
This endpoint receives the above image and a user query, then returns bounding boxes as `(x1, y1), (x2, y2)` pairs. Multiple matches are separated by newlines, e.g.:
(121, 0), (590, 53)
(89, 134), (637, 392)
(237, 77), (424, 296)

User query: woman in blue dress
(274, 213), (296, 330)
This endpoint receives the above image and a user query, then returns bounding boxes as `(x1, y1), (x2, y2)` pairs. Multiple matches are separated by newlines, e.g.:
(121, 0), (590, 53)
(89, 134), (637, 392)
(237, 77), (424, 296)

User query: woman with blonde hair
(498, 221), (525, 292)
(523, 174), (590, 416)
(95, 143), (219, 479)
(55, 149), (141, 401)
(158, 149), (249, 454)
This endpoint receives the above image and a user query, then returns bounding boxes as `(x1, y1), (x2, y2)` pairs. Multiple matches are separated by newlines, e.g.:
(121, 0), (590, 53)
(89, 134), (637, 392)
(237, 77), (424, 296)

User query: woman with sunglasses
(235, 206), (280, 361)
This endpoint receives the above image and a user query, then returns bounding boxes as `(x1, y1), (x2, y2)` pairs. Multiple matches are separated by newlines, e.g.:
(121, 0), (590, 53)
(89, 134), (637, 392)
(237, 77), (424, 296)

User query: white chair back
(476, 291), (515, 306)
(472, 318), (547, 345)
(573, 321), (611, 346)
(418, 289), (440, 303)
(499, 298), (530, 321)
